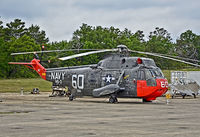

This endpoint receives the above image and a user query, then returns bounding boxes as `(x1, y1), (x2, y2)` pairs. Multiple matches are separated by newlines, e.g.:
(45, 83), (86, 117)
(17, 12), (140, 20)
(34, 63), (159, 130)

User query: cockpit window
(138, 68), (164, 80)
(145, 70), (153, 79)
(148, 68), (164, 78)
(137, 68), (158, 86)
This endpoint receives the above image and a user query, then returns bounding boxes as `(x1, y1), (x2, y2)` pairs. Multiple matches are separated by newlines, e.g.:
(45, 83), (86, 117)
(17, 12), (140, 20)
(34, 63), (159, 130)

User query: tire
(109, 95), (118, 103)
(109, 97), (115, 103)
(192, 93), (196, 98)
(114, 97), (118, 103)
(69, 95), (74, 101)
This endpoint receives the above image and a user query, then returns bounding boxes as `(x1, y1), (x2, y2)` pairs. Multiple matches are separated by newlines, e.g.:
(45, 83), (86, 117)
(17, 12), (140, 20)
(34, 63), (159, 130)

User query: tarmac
(0, 92), (200, 137)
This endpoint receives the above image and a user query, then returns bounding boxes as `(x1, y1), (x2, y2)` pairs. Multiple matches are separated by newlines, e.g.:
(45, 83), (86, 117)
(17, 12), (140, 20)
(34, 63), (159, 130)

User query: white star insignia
(106, 75), (112, 83)
(102, 74), (115, 83)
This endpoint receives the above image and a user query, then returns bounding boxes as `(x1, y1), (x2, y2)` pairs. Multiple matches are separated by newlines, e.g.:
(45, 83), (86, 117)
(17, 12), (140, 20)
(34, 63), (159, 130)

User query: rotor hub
(117, 45), (128, 52)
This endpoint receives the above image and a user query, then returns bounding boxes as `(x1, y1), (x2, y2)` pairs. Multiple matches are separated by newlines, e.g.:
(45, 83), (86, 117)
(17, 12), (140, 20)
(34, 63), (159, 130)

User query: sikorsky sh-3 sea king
(9, 45), (200, 103)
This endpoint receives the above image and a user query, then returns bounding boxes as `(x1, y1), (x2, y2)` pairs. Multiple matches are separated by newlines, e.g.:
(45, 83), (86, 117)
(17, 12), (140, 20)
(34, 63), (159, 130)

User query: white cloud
(0, 0), (200, 42)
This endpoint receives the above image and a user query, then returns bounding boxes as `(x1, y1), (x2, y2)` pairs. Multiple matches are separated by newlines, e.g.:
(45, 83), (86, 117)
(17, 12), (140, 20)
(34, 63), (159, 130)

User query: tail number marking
(72, 75), (84, 89)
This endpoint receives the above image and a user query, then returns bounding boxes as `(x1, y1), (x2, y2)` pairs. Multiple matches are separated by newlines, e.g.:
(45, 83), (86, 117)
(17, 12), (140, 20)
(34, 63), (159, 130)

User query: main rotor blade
(129, 50), (200, 67)
(157, 53), (200, 63)
(11, 49), (99, 55)
(59, 49), (117, 61)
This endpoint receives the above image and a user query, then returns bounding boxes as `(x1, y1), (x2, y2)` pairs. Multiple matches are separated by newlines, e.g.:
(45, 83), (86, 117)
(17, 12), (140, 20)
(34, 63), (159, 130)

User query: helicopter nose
(154, 79), (168, 97)
(154, 79), (168, 96)
(160, 79), (168, 89)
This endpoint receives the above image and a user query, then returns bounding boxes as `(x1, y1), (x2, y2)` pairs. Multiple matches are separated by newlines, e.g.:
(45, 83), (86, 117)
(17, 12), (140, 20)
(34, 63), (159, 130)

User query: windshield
(143, 59), (156, 67)
(138, 68), (164, 80)
(148, 68), (164, 78)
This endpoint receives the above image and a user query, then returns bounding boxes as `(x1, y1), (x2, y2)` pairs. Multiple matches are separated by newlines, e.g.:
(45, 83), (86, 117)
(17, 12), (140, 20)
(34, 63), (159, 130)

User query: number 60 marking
(72, 74), (84, 89)
(161, 81), (168, 88)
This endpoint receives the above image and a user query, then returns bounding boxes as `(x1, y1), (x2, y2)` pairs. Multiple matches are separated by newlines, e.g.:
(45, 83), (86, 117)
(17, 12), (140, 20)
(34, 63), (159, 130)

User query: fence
(164, 69), (200, 98)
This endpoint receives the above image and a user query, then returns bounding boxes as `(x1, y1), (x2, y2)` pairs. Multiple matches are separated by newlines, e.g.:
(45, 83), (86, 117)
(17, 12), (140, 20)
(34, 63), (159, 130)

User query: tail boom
(9, 59), (46, 80)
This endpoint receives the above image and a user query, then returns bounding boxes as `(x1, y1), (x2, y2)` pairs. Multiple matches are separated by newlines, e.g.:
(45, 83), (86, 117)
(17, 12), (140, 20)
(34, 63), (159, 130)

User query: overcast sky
(0, 0), (200, 42)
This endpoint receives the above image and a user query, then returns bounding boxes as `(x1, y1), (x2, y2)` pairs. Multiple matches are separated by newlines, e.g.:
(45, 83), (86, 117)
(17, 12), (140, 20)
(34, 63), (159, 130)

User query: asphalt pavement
(0, 92), (200, 137)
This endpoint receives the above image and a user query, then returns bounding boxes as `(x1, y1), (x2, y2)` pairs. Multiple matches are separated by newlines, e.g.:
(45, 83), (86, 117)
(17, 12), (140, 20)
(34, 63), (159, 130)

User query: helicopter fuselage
(45, 55), (168, 101)
(10, 44), (200, 102)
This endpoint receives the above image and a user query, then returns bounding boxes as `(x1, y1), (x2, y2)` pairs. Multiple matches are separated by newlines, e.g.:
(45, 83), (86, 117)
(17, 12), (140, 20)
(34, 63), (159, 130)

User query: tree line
(0, 19), (200, 78)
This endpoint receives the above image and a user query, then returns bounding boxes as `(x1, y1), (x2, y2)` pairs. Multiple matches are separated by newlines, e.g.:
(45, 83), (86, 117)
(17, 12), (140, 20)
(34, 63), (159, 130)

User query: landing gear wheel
(69, 94), (74, 101)
(114, 97), (118, 103)
(109, 95), (118, 103)
(182, 94), (186, 99)
(192, 93), (196, 98)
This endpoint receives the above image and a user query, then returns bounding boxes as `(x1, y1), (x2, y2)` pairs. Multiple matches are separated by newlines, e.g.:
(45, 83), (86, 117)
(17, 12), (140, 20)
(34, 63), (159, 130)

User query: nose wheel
(109, 95), (118, 103)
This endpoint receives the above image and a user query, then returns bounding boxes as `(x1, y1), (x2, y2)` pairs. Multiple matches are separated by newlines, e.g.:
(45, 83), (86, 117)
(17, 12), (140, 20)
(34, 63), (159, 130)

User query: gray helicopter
(10, 45), (200, 103)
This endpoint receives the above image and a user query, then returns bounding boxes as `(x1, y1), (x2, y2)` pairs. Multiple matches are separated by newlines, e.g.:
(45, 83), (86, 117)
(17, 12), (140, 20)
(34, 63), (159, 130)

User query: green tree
(146, 27), (173, 53)
(0, 19), (51, 78)
(46, 41), (72, 68)
(0, 19), (4, 38)
(146, 27), (175, 69)
(0, 38), (7, 78)
(175, 30), (200, 60)
(27, 25), (49, 45)
(68, 24), (146, 66)
(4, 19), (27, 41)
(3, 35), (40, 78)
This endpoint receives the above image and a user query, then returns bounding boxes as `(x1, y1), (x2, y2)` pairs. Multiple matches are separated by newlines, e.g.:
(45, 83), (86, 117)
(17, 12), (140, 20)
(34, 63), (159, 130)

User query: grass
(163, 70), (171, 82)
(0, 78), (52, 93)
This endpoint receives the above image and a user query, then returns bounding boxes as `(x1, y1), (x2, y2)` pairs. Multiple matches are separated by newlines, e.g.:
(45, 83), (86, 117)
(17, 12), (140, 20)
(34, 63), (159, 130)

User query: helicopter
(9, 45), (200, 103)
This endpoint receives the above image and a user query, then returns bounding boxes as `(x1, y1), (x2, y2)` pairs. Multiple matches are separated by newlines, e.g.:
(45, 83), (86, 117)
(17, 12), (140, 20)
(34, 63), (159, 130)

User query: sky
(0, 0), (200, 42)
